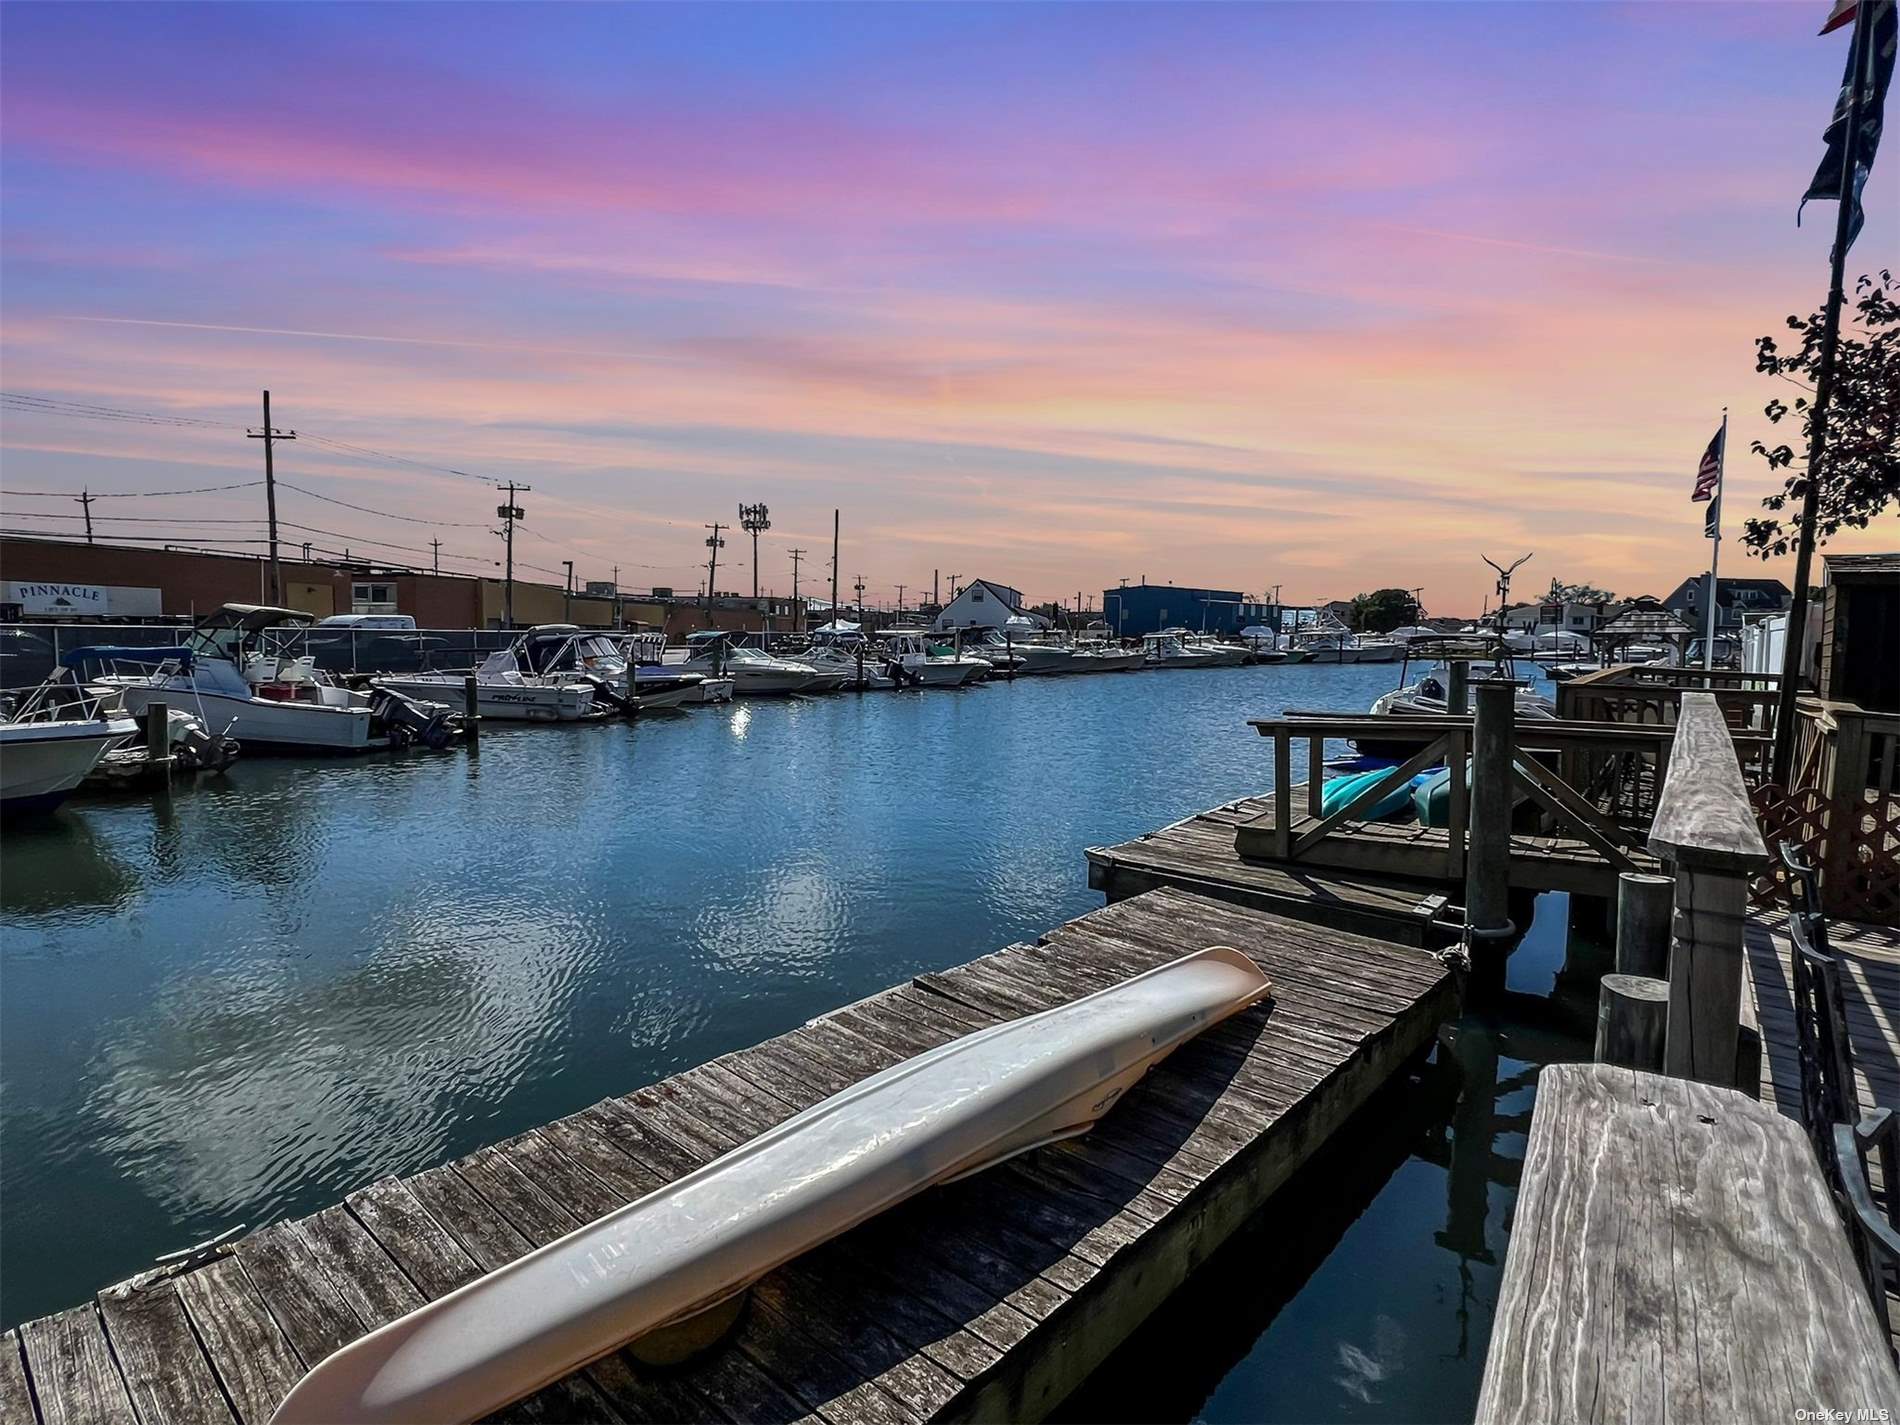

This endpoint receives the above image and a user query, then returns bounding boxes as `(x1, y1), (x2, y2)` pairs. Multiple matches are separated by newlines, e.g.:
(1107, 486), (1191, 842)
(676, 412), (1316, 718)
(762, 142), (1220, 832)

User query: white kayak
(272, 945), (1272, 1423)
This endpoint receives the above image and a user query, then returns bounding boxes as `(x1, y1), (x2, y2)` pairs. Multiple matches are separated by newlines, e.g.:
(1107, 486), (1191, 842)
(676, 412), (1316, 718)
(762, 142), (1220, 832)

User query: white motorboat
(879, 630), (990, 686)
(1069, 641), (1145, 672)
(1142, 633), (1216, 668)
(961, 627), (1069, 675)
(0, 678), (136, 813)
(1175, 632), (1248, 667)
(375, 630), (601, 723)
(676, 632), (826, 696)
(1351, 638), (1402, 664)
(270, 945), (1272, 1425)
(1291, 631), (1359, 664)
(89, 606), (397, 752)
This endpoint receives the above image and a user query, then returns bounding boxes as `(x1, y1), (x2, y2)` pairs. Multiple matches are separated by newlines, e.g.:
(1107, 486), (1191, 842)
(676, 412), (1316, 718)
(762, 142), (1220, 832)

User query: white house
(931, 579), (1053, 632)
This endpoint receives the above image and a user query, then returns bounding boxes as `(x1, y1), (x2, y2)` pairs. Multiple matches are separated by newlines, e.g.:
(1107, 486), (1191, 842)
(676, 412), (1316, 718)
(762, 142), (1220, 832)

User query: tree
(1745, 270), (1900, 558)
(1348, 588), (1417, 633)
(1546, 578), (1615, 604)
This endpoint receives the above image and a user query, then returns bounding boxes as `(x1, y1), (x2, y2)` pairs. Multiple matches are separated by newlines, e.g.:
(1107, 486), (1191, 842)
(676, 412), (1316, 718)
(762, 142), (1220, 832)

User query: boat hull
(271, 946), (1273, 1425)
(374, 676), (598, 722)
(111, 684), (377, 751)
(0, 719), (138, 810)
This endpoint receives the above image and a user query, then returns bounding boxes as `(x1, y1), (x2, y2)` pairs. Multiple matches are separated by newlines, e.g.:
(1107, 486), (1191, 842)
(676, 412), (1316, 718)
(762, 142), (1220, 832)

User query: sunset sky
(1, 1), (1893, 613)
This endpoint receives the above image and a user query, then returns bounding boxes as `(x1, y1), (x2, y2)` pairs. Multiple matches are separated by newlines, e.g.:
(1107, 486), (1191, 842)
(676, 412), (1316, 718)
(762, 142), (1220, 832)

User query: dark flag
(1801, 0), (1897, 253)
(1692, 421), (1724, 538)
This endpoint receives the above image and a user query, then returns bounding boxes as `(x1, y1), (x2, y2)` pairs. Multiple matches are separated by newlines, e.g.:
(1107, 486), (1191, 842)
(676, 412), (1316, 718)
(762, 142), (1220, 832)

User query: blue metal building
(1101, 583), (1272, 637)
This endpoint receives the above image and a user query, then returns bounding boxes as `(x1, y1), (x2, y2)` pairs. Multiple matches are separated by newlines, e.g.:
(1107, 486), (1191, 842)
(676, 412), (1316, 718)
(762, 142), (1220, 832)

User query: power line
(276, 481), (488, 527)
(0, 481), (265, 498)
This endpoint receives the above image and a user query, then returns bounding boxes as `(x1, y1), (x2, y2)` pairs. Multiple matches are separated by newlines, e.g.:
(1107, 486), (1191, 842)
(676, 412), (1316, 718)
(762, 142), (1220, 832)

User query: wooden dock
(3, 887), (1456, 1425)
(1087, 799), (1451, 947)
(1746, 908), (1900, 1339)
(1228, 791), (1659, 898)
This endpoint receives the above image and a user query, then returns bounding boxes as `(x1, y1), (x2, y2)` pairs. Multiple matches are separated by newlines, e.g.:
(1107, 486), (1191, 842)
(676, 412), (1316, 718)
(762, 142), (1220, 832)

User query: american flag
(1692, 424), (1724, 503)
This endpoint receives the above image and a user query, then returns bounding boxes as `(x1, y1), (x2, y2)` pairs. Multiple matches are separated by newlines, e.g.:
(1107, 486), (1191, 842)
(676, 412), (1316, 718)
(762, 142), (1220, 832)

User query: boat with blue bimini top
(268, 945), (1272, 1425)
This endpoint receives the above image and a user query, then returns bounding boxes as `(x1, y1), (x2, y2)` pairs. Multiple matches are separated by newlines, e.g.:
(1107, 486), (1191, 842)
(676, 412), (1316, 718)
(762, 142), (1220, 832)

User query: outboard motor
(370, 686), (457, 750)
(582, 674), (640, 718)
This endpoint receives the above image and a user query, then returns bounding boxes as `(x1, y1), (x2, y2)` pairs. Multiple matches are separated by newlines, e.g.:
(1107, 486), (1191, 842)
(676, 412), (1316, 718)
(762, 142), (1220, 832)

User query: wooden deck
(3, 887), (1456, 1425)
(1228, 791), (1660, 898)
(1476, 1064), (1900, 1423)
(1745, 909), (1900, 1338)
(1087, 800), (1451, 947)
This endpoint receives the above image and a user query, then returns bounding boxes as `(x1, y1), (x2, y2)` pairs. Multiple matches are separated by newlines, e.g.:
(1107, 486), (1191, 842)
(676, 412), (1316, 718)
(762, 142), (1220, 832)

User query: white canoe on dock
(272, 945), (1272, 1424)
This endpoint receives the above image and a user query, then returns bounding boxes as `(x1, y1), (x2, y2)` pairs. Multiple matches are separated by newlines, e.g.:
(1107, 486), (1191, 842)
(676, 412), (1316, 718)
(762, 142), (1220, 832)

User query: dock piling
(143, 700), (171, 787)
(1446, 662), (1470, 716)
(1614, 871), (1673, 978)
(1595, 973), (1667, 1071)
(1465, 681), (1515, 940)
(463, 676), (479, 747)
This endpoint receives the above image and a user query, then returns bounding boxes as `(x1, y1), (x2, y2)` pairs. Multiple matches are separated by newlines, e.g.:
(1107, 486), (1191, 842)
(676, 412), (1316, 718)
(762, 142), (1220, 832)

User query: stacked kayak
(1319, 767), (1434, 822)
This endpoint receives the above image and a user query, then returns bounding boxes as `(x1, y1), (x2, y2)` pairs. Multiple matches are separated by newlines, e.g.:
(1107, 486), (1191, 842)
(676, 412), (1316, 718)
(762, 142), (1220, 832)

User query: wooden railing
(1556, 665), (1782, 740)
(1243, 713), (1704, 882)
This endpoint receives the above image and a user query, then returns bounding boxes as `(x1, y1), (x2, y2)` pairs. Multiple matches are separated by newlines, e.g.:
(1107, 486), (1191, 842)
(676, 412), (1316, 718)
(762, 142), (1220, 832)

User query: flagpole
(1771, 0), (1879, 786)
(1705, 408), (1726, 674)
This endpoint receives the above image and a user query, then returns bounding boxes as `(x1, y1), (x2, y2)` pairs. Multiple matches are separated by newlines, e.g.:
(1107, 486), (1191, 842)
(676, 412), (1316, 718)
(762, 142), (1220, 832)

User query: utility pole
(247, 389), (296, 605)
(77, 488), (93, 544)
(704, 522), (727, 610)
(563, 559), (574, 622)
(494, 482), (529, 628)
(896, 583), (907, 615)
(611, 563), (621, 628)
(933, 569), (940, 609)
(738, 503), (771, 601)
(430, 538), (442, 574)
(788, 548), (807, 630)
(946, 572), (962, 601)
(830, 510), (840, 621)
(853, 573), (866, 626)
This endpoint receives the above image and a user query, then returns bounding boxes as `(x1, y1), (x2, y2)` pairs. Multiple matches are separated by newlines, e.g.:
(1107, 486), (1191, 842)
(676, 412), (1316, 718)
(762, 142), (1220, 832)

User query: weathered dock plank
(1744, 909), (1900, 1342)
(1476, 1063), (1900, 1423)
(13, 886), (1455, 1424)
(0, 1331), (39, 1425)
(1088, 798), (1450, 945)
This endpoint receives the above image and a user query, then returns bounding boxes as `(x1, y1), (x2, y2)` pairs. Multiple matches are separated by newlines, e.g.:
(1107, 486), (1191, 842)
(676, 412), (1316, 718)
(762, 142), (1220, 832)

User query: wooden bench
(1477, 1062), (1900, 1423)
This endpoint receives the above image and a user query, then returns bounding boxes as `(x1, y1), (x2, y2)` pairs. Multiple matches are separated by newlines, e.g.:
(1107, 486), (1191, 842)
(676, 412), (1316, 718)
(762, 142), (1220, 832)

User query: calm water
(0, 659), (1593, 1420)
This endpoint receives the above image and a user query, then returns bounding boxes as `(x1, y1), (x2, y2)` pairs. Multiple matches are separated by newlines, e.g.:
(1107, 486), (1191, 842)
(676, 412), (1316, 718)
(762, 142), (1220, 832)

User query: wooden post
(1595, 974), (1667, 1072)
(1466, 681), (1515, 937)
(144, 699), (170, 782)
(1273, 730), (1292, 862)
(1648, 692), (1771, 1087)
(1445, 726), (1468, 880)
(1447, 661), (1470, 716)
(463, 675), (480, 747)
(1614, 872), (1674, 979)
(1307, 735), (1323, 818)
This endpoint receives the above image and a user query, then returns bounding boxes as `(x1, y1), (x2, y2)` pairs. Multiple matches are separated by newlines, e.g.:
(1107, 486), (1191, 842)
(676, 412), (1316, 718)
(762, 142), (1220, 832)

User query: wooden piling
(143, 700), (169, 765)
(1466, 681), (1515, 938)
(1647, 693), (1770, 1088)
(1614, 871), (1673, 978)
(1595, 974), (1667, 1071)
(463, 676), (480, 746)
(1446, 661), (1469, 716)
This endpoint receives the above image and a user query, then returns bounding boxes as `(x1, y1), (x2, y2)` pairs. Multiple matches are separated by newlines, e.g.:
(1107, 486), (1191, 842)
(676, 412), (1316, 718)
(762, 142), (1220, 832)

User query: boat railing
(1, 673), (127, 726)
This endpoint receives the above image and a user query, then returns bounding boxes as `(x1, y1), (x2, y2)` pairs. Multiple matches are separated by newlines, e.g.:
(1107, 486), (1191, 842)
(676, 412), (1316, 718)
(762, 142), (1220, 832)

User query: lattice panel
(1751, 782), (1900, 928)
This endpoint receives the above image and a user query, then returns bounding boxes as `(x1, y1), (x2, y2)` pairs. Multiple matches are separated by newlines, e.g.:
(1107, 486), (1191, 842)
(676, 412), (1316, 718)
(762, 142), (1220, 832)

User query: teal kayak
(1414, 767), (1457, 827)
(1320, 768), (1427, 822)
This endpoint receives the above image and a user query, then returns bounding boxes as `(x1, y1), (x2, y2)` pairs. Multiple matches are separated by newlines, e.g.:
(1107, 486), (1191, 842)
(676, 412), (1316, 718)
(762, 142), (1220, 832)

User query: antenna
(1481, 553), (1533, 624)
(738, 502), (771, 600)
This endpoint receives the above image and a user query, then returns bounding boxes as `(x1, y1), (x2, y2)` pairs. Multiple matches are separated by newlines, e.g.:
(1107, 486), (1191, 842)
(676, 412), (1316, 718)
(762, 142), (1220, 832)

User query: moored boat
(0, 677), (137, 813)
(270, 945), (1272, 1425)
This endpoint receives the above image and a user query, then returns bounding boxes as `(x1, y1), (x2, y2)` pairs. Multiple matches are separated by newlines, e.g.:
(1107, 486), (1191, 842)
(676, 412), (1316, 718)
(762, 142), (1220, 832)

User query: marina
(2, 1), (1898, 1414)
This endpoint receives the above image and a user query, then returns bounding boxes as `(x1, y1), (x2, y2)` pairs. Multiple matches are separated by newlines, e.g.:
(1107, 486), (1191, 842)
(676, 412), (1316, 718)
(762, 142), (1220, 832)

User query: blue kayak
(1320, 768), (1431, 822)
